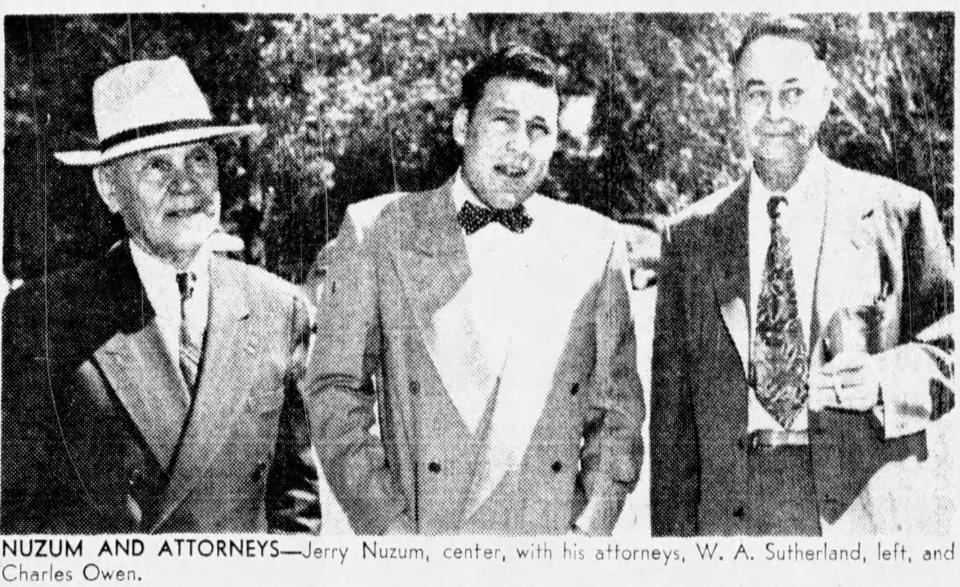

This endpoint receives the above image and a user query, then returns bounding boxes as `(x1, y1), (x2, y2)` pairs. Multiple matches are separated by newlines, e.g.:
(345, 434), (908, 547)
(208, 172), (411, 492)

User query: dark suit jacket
(305, 182), (644, 535)
(1, 242), (321, 533)
(650, 158), (954, 536)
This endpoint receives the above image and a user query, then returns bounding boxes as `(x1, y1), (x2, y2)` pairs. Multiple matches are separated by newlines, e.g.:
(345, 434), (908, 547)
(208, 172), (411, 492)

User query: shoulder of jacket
(344, 191), (409, 236)
(214, 256), (304, 304)
(534, 196), (621, 242)
(826, 159), (931, 213)
(661, 181), (741, 243)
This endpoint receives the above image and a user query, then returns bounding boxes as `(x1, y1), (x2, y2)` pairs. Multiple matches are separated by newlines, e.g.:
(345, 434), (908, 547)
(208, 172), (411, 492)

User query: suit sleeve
(649, 223), (700, 536)
(302, 213), (413, 535)
(872, 191), (954, 438)
(575, 236), (645, 536)
(1, 287), (50, 533)
(265, 292), (323, 533)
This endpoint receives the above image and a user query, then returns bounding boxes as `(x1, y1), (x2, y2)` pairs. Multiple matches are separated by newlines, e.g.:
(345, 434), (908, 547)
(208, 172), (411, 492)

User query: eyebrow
(138, 153), (167, 170)
(742, 77), (804, 90)
(487, 105), (520, 116)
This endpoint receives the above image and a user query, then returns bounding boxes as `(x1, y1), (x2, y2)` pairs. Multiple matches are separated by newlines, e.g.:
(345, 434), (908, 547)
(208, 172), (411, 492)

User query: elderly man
(1, 57), (321, 533)
(306, 45), (644, 535)
(650, 17), (954, 536)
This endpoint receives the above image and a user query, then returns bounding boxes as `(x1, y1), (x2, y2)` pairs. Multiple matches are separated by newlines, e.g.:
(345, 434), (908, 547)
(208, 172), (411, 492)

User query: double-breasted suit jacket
(650, 157), (955, 536)
(1, 242), (321, 533)
(306, 181), (644, 535)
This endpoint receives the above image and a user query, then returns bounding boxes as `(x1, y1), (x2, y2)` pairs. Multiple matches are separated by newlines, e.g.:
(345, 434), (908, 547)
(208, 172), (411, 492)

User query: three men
(650, 19), (954, 536)
(1, 57), (321, 533)
(3, 25), (952, 539)
(305, 46), (645, 535)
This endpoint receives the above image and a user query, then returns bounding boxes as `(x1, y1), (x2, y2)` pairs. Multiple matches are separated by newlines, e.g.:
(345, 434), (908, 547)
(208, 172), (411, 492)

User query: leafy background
(4, 13), (953, 284)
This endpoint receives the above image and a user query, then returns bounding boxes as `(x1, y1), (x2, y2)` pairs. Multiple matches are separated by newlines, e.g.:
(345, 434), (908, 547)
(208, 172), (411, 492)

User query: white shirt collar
(128, 239), (211, 357)
(129, 240), (210, 306)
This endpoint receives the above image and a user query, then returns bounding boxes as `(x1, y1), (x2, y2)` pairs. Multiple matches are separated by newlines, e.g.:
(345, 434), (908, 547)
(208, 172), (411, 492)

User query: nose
(169, 165), (199, 195)
(764, 94), (786, 120)
(505, 126), (531, 154)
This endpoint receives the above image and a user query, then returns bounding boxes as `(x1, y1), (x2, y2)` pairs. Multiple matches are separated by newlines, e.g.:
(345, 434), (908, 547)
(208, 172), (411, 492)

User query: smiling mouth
(166, 204), (211, 219)
(494, 163), (529, 179)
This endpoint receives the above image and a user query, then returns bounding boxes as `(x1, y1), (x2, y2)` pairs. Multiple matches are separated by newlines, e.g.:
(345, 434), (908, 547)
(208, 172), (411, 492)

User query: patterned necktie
(176, 271), (201, 393)
(752, 195), (808, 428)
(456, 200), (533, 235)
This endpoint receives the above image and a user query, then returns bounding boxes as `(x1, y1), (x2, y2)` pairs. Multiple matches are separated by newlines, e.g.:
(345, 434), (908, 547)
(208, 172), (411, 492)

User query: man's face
(734, 35), (833, 164)
(454, 77), (559, 208)
(97, 142), (220, 265)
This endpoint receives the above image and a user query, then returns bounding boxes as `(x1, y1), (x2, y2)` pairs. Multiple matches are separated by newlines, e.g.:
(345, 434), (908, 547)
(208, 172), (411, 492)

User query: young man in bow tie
(306, 45), (644, 535)
(1, 57), (321, 533)
(650, 17), (954, 537)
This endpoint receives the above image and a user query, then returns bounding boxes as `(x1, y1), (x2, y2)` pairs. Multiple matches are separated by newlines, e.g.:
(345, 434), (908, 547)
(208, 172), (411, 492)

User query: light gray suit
(305, 181), (645, 535)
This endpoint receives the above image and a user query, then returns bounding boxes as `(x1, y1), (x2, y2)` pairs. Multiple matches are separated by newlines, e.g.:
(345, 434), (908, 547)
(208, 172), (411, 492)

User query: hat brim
(54, 124), (261, 166)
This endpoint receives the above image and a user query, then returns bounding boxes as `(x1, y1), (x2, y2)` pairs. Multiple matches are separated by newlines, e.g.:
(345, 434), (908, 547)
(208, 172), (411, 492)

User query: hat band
(99, 119), (214, 152)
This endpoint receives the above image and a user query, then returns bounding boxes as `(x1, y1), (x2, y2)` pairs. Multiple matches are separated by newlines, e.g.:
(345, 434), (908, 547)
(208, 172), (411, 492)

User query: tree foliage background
(4, 12), (954, 283)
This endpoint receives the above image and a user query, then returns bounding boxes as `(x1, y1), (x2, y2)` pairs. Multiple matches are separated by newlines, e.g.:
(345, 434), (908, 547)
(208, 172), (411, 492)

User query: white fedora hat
(54, 56), (260, 166)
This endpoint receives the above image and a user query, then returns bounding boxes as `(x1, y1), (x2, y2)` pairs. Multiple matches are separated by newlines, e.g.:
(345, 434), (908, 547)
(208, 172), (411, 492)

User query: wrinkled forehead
(734, 35), (827, 87)
(476, 77), (560, 119)
(105, 141), (217, 171)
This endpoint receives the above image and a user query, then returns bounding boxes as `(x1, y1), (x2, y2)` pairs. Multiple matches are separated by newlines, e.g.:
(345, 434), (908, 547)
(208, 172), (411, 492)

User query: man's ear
(92, 166), (122, 215)
(814, 64), (837, 126)
(453, 106), (469, 148)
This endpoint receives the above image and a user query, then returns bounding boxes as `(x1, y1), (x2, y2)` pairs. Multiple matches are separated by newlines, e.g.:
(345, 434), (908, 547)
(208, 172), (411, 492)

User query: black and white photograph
(0, 2), (955, 584)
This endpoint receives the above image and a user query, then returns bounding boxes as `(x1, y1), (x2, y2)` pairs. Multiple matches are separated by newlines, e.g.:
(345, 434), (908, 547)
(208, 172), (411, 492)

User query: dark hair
(731, 16), (828, 70)
(460, 44), (557, 115)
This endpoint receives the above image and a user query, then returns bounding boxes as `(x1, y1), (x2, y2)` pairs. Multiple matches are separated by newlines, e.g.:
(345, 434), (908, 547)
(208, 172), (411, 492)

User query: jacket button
(570, 383), (579, 396)
(732, 506), (745, 518)
(251, 461), (267, 483)
(428, 461), (441, 473)
(551, 461), (563, 473)
(128, 468), (144, 490)
(409, 380), (420, 395)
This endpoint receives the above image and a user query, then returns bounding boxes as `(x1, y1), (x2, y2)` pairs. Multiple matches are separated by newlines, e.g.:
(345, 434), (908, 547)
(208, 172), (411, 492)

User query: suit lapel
(151, 256), (255, 530)
(710, 179), (751, 380)
(391, 183), (471, 331)
(392, 184), (498, 430)
(91, 244), (191, 469)
(810, 162), (883, 367)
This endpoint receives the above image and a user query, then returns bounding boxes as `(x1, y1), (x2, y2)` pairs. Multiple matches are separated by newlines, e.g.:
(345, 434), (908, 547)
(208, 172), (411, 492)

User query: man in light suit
(1, 57), (321, 533)
(650, 18), (954, 536)
(306, 45), (644, 535)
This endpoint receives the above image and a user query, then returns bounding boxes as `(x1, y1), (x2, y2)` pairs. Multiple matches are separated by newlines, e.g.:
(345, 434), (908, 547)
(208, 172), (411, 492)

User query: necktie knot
(176, 271), (196, 301)
(457, 200), (533, 235)
(767, 195), (788, 221)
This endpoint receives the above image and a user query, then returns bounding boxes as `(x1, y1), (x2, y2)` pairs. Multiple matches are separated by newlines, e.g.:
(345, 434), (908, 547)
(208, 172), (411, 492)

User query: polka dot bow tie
(456, 199), (533, 235)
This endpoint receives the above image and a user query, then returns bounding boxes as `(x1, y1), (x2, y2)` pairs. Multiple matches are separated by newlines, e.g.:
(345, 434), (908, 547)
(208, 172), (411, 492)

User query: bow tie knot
(456, 199), (532, 235)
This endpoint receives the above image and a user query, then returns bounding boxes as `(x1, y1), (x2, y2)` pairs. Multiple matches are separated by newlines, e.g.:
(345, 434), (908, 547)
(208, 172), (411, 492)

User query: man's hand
(808, 351), (881, 412)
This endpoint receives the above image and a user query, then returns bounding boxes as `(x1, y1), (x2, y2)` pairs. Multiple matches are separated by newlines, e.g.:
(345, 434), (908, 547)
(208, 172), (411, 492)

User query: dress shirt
(747, 149), (828, 432)
(450, 172), (541, 379)
(129, 239), (211, 363)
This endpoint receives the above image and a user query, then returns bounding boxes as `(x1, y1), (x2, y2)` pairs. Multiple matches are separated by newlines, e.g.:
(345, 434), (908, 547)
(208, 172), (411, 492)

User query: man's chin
(483, 190), (534, 209)
(753, 143), (809, 165)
